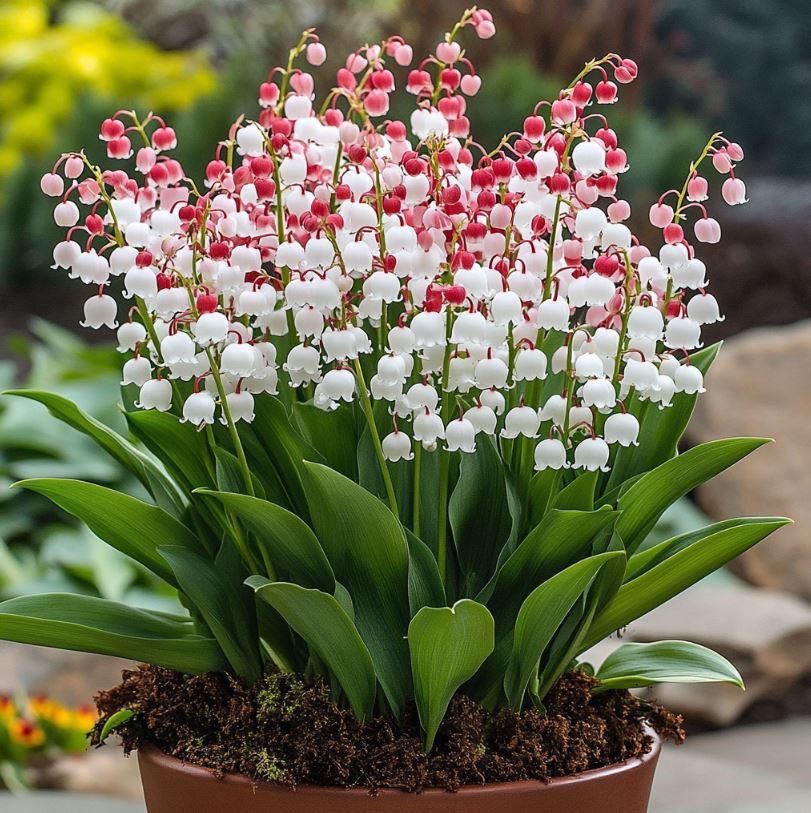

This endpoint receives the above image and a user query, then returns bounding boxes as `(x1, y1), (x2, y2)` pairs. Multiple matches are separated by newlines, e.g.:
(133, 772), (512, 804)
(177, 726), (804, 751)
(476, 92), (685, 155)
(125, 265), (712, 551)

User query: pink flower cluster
(40, 7), (745, 474)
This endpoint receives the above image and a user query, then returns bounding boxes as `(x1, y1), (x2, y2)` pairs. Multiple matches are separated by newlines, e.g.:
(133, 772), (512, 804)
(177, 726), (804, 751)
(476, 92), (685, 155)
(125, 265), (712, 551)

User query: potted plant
(0, 6), (788, 812)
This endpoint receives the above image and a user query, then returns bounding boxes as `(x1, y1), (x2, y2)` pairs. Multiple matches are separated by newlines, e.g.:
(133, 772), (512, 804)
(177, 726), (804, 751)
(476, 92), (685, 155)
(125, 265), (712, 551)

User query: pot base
(138, 738), (660, 813)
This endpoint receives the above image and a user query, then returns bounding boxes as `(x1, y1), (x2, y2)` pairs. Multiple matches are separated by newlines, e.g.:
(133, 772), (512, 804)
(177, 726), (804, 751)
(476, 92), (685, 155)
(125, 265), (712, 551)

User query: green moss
(255, 749), (287, 783)
(256, 674), (303, 721)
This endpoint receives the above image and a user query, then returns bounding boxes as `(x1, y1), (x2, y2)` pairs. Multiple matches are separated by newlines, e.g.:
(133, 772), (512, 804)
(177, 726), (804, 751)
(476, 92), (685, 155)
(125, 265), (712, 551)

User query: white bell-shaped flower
(623, 358), (660, 392)
(465, 404), (498, 435)
(572, 140), (606, 177)
(220, 342), (256, 377)
(479, 387), (506, 415)
(363, 271), (401, 303)
(664, 316), (702, 350)
(236, 123), (265, 156)
(193, 312), (230, 345)
(581, 377), (617, 411)
(536, 298), (570, 331)
(320, 368), (355, 402)
(54, 200), (80, 227)
(573, 436), (610, 471)
(388, 325), (416, 355)
(445, 417), (477, 453)
(539, 394), (567, 425)
(321, 328), (358, 362)
(671, 258), (707, 290)
(584, 273), (615, 306)
(627, 306), (664, 340)
(123, 265), (158, 299)
(513, 348), (548, 381)
(80, 294), (118, 329)
(53, 240), (81, 270)
(377, 354), (407, 385)
(343, 240), (374, 273)
(294, 306), (325, 340)
(406, 382), (439, 413)
(161, 331), (196, 364)
(284, 343), (321, 374)
(575, 352), (605, 380)
(490, 291), (523, 326)
(686, 293), (724, 325)
(413, 410), (446, 446)
(371, 375), (403, 401)
(534, 438), (568, 471)
(574, 207), (607, 240)
(674, 364), (706, 394)
(122, 357), (152, 386)
(501, 405), (541, 439)
(474, 356), (509, 389)
(116, 322), (146, 353)
(382, 430), (414, 462)
(182, 391), (217, 425)
(451, 310), (489, 345)
(604, 412), (640, 446)
(224, 391), (255, 423)
(411, 311), (446, 348)
(447, 355), (476, 393)
(136, 378), (172, 411)
(647, 374), (677, 409)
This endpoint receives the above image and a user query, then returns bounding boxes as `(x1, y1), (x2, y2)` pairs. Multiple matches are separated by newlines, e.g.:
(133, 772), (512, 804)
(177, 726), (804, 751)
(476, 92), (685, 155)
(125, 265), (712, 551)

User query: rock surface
(687, 319), (811, 601)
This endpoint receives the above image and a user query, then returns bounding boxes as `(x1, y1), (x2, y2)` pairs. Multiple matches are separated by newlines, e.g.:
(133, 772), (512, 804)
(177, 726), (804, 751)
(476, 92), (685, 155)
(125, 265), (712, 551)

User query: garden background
(1, 2), (810, 811)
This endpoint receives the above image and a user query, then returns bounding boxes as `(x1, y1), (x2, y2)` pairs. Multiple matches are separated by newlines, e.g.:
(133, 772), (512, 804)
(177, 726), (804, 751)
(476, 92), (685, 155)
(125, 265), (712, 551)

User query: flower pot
(138, 735), (661, 813)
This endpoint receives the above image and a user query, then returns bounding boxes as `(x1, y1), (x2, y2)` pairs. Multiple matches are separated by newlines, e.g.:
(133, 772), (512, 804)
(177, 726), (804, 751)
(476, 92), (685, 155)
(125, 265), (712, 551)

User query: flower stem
(352, 357), (399, 518)
(412, 442), (422, 537)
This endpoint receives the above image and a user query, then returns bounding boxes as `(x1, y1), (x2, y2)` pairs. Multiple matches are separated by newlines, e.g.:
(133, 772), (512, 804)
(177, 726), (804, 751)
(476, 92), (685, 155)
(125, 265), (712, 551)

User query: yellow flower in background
(0, 0), (215, 183)
(8, 718), (45, 749)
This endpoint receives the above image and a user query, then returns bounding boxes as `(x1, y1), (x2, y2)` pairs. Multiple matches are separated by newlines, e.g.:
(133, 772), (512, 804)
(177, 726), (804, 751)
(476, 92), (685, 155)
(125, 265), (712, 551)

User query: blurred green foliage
(0, 321), (178, 611)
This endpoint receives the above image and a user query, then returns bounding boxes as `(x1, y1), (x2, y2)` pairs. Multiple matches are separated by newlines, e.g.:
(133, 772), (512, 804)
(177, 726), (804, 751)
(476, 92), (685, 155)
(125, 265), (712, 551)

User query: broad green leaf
(504, 552), (623, 709)
(3, 390), (175, 499)
(98, 709), (137, 742)
(293, 401), (358, 480)
(552, 470), (598, 511)
(449, 435), (513, 596)
(408, 600), (494, 749)
(252, 397), (323, 521)
(12, 479), (198, 587)
(248, 577), (377, 719)
(594, 640), (744, 691)
(302, 462), (411, 715)
(125, 409), (213, 492)
(616, 437), (770, 554)
(0, 593), (225, 673)
(195, 490), (335, 592)
(526, 468), (560, 528)
(584, 518), (791, 647)
(212, 447), (266, 499)
(603, 342), (721, 492)
(405, 530), (445, 616)
(160, 546), (262, 682)
(624, 517), (769, 582)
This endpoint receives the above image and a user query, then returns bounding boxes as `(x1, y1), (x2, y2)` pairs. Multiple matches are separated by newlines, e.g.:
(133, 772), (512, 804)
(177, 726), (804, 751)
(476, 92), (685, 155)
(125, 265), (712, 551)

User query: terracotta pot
(138, 735), (661, 813)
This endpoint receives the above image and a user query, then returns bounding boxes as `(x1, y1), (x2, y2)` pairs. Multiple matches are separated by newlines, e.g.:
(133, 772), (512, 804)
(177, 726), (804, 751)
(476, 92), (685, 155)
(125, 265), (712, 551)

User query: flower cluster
(41, 6), (744, 477)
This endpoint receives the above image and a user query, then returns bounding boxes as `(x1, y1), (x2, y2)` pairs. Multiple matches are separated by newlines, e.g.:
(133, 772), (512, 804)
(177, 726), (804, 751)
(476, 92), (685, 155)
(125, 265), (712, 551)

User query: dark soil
(94, 665), (684, 793)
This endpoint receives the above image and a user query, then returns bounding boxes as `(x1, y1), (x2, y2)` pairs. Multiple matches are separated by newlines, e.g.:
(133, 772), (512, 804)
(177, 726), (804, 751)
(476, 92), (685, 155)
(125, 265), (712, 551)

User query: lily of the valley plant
(0, 8), (788, 751)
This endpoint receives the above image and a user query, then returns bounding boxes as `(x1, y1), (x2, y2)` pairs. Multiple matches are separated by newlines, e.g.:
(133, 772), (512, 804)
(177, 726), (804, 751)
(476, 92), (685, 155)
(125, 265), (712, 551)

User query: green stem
(412, 442), (422, 537)
(352, 357), (399, 518)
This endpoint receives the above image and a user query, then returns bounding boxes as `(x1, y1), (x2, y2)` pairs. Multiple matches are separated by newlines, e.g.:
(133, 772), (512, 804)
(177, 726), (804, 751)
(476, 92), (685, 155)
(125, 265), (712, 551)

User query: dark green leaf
(405, 530), (445, 616)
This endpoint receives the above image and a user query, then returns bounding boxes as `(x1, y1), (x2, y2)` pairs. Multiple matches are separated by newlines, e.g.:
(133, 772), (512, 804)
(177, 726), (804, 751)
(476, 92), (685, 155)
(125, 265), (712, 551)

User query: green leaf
(624, 517), (769, 582)
(98, 708), (137, 743)
(616, 438), (771, 554)
(405, 530), (445, 616)
(594, 640), (744, 691)
(552, 470), (598, 511)
(212, 447), (266, 498)
(0, 593), (226, 673)
(195, 490), (335, 592)
(293, 401), (358, 480)
(11, 479), (198, 587)
(302, 462), (411, 715)
(585, 518), (791, 647)
(252, 397), (323, 521)
(125, 408), (213, 493)
(160, 546), (262, 682)
(504, 552), (624, 709)
(3, 390), (173, 497)
(449, 434), (513, 596)
(408, 599), (494, 749)
(248, 577), (377, 720)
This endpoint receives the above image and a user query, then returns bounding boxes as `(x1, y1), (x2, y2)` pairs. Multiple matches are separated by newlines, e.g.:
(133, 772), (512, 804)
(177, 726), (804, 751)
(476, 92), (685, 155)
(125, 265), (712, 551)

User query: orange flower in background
(9, 718), (45, 749)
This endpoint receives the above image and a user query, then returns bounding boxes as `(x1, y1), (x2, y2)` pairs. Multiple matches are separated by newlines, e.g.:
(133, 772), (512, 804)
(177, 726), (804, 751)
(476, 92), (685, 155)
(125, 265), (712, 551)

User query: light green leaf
(585, 518), (791, 647)
(195, 489), (335, 592)
(293, 401), (358, 480)
(616, 438), (771, 554)
(0, 593), (225, 673)
(98, 708), (137, 742)
(302, 462), (411, 715)
(594, 640), (744, 691)
(248, 577), (377, 720)
(12, 479), (198, 587)
(159, 546), (262, 683)
(408, 599), (494, 749)
(504, 552), (624, 709)
(405, 530), (445, 616)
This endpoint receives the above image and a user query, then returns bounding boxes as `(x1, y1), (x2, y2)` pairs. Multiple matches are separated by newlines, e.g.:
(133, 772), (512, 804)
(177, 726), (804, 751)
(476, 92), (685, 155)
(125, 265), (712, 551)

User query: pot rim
(138, 731), (661, 797)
